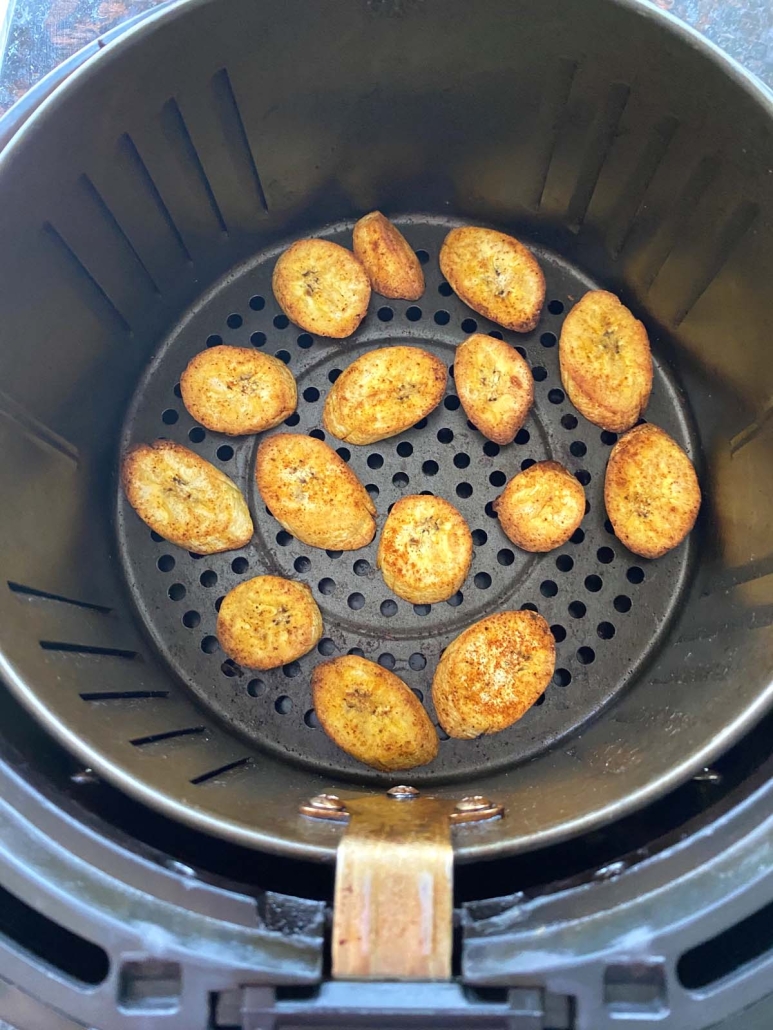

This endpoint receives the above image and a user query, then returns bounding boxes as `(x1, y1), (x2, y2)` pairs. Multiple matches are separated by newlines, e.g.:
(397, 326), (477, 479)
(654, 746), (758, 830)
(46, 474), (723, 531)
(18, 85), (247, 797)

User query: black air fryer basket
(0, 0), (772, 887)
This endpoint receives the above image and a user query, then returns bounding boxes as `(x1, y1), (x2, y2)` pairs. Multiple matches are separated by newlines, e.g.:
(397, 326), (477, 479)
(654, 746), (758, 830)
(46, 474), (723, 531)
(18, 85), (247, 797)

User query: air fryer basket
(0, 0), (771, 863)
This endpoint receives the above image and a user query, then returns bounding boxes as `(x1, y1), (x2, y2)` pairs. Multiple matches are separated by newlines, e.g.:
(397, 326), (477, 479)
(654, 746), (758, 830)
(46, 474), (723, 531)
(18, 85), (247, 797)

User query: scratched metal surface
(0, 0), (771, 118)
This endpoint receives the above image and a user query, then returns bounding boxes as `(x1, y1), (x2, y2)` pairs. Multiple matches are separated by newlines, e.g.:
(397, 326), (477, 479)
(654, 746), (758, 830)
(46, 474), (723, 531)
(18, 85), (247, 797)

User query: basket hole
(568, 600), (586, 619)
(297, 333), (314, 349)
(367, 453), (384, 469)
(350, 558), (371, 579)
(444, 395), (460, 411)
(570, 528), (585, 544)
(601, 430), (618, 446)
(548, 300), (564, 314)
(422, 460), (439, 476)
(437, 428), (454, 444)
(483, 441), (500, 457)
(605, 518), (616, 535)
(555, 554), (573, 572)
(303, 387), (319, 403)
(578, 646), (595, 665)
(489, 330), (503, 340)
(249, 295), (265, 311)
(366, 483), (380, 498)
(206, 334), (222, 348)
(231, 557), (249, 574)
(474, 572), (492, 590)
(326, 549), (343, 559)
(434, 310), (450, 326)
(318, 638), (336, 656)
(380, 599), (398, 617)
(534, 694), (546, 706)
(294, 556), (311, 573)
(348, 593), (365, 610)
(454, 452), (470, 469)
(447, 591), (463, 607)
(576, 469), (591, 486)
(541, 332), (557, 348)
(188, 427), (206, 443)
(414, 604), (431, 616)
(515, 428), (530, 445)
(413, 417), (428, 430)
(161, 409), (178, 425)
(200, 635), (218, 654)
(318, 578), (335, 595)
(551, 624), (567, 643)
(309, 428), (325, 441)
(328, 368), (342, 383)
(554, 667), (572, 686)
(406, 306), (422, 322)
(377, 306), (394, 322)
(200, 570), (217, 588)
(214, 596), (224, 612)
(397, 441), (413, 457)
(247, 678), (266, 696)
(548, 389), (564, 404)
(283, 661), (301, 678)
(614, 595), (632, 613)
(585, 574), (603, 593)
(274, 531), (291, 548)
(472, 529), (488, 546)
(540, 580), (558, 598)
(597, 547), (615, 564)
(461, 318), (478, 333)
(173, 382), (182, 397)
(561, 414), (578, 430)
(532, 366), (547, 382)
(438, 281), (453, 297)
(485, 501), (498, 519)
(521, 602), (539, 613)
(336, 447), (351, 462)
(520, 458), (536, 471)
(284, 412), (300, 426)
(392, 472), (409, 489)
(627, 566), (645, 584)
(189, 551), (205, 560)
(251, 331), (266, 347)
(227, 313), (242, 329)
(304, 709), (320, 728)
(273, 314), (289, 330)
(168, 583), (186, 601)
(456, 482), (473, 498)
(415, 250), (430, 265)
(276, 350), (291, 364)
(348, 647), (365, 657)
(497, 548), (514, 566)
(221, 659), (240, 678)
(570, 441), (587, 458)
(489, 470), (506, 488)
(157, 555), (175, 572)
(378, 652), (396, 669)
(516, 347), (527, 358)
(409, 653), (427, 671)
(597, 621), (616, 639)
(275, 695), (293, 714)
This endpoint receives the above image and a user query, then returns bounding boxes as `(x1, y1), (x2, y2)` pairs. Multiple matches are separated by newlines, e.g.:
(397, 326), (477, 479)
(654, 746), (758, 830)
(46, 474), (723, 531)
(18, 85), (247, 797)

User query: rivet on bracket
(387, 785), (420, 800)
(299, 793), (349, 821)
(450, 795), (504, 824)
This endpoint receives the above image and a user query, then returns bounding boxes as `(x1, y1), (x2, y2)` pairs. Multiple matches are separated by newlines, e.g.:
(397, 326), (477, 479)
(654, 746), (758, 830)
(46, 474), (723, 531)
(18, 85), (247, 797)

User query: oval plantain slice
(313, 655), (438, 771)
(255, 433), (376, 550)
(432, 610), (555, 738)
(180, 345), (297, 436)
(493, 460), (585, 552)
(122, 440), (253, 554)
(454, 333), (534, 444)
(272, 238), (371, 338)
(376, 494), (472, 604)
(439, 226), (545, 332)
(323, 345), (446, 445)
(352, 211), (425, 300)
(217, 575), (323, 670)
(604, 422), (700, 558)
(559, 290), (652, 432)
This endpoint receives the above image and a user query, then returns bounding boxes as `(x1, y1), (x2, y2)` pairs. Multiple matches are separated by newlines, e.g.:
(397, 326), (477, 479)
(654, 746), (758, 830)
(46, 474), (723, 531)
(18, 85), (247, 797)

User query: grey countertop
(0, 0), (771, 118)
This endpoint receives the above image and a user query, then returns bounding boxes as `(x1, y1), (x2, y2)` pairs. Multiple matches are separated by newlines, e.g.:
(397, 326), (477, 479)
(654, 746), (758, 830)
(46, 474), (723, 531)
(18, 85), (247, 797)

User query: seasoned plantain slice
(493, 460), (585, 552)
(352, 211), (425, 300)
(454, 333), (533, 444)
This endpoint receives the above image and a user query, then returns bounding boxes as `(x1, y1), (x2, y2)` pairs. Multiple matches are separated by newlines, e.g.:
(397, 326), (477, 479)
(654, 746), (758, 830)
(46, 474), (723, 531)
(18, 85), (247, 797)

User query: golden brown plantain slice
(312, 655), (438, 771)
(122, 440), (252, 554)
(439, 226), (545, 332)
(432, 610), (555, 738)
(454, 333), (534, 444)
(559, 290), (652, 432)
(217, 575), (322, 670)
(604, 422), (700, 558)
(272, 238), (371, 338)
(352, 211), (425, 300)
(255, 433), (376, 550)
(376, 494), (472, 604)
(180, 345), (297, 436)
(323, 345), (446, 445)
(493, 460), (585, 552)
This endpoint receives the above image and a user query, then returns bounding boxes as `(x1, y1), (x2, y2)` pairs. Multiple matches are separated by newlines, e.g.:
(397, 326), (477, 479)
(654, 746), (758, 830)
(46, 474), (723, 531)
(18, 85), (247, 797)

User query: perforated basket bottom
(117, 216), (696, 785)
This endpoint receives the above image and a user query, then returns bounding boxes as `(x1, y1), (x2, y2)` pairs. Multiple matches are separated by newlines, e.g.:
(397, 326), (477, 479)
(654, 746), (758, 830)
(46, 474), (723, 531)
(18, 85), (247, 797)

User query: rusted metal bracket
(301, 787), (503, 981)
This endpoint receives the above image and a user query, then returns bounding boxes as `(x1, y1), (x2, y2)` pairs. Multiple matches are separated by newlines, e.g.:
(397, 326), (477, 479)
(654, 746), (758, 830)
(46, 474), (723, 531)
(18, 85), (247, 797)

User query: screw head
(308, 793), (345, 811)
(70, 767), (99, 786)
(455, 795), (491, 813)
(387, 785), (420, 799)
